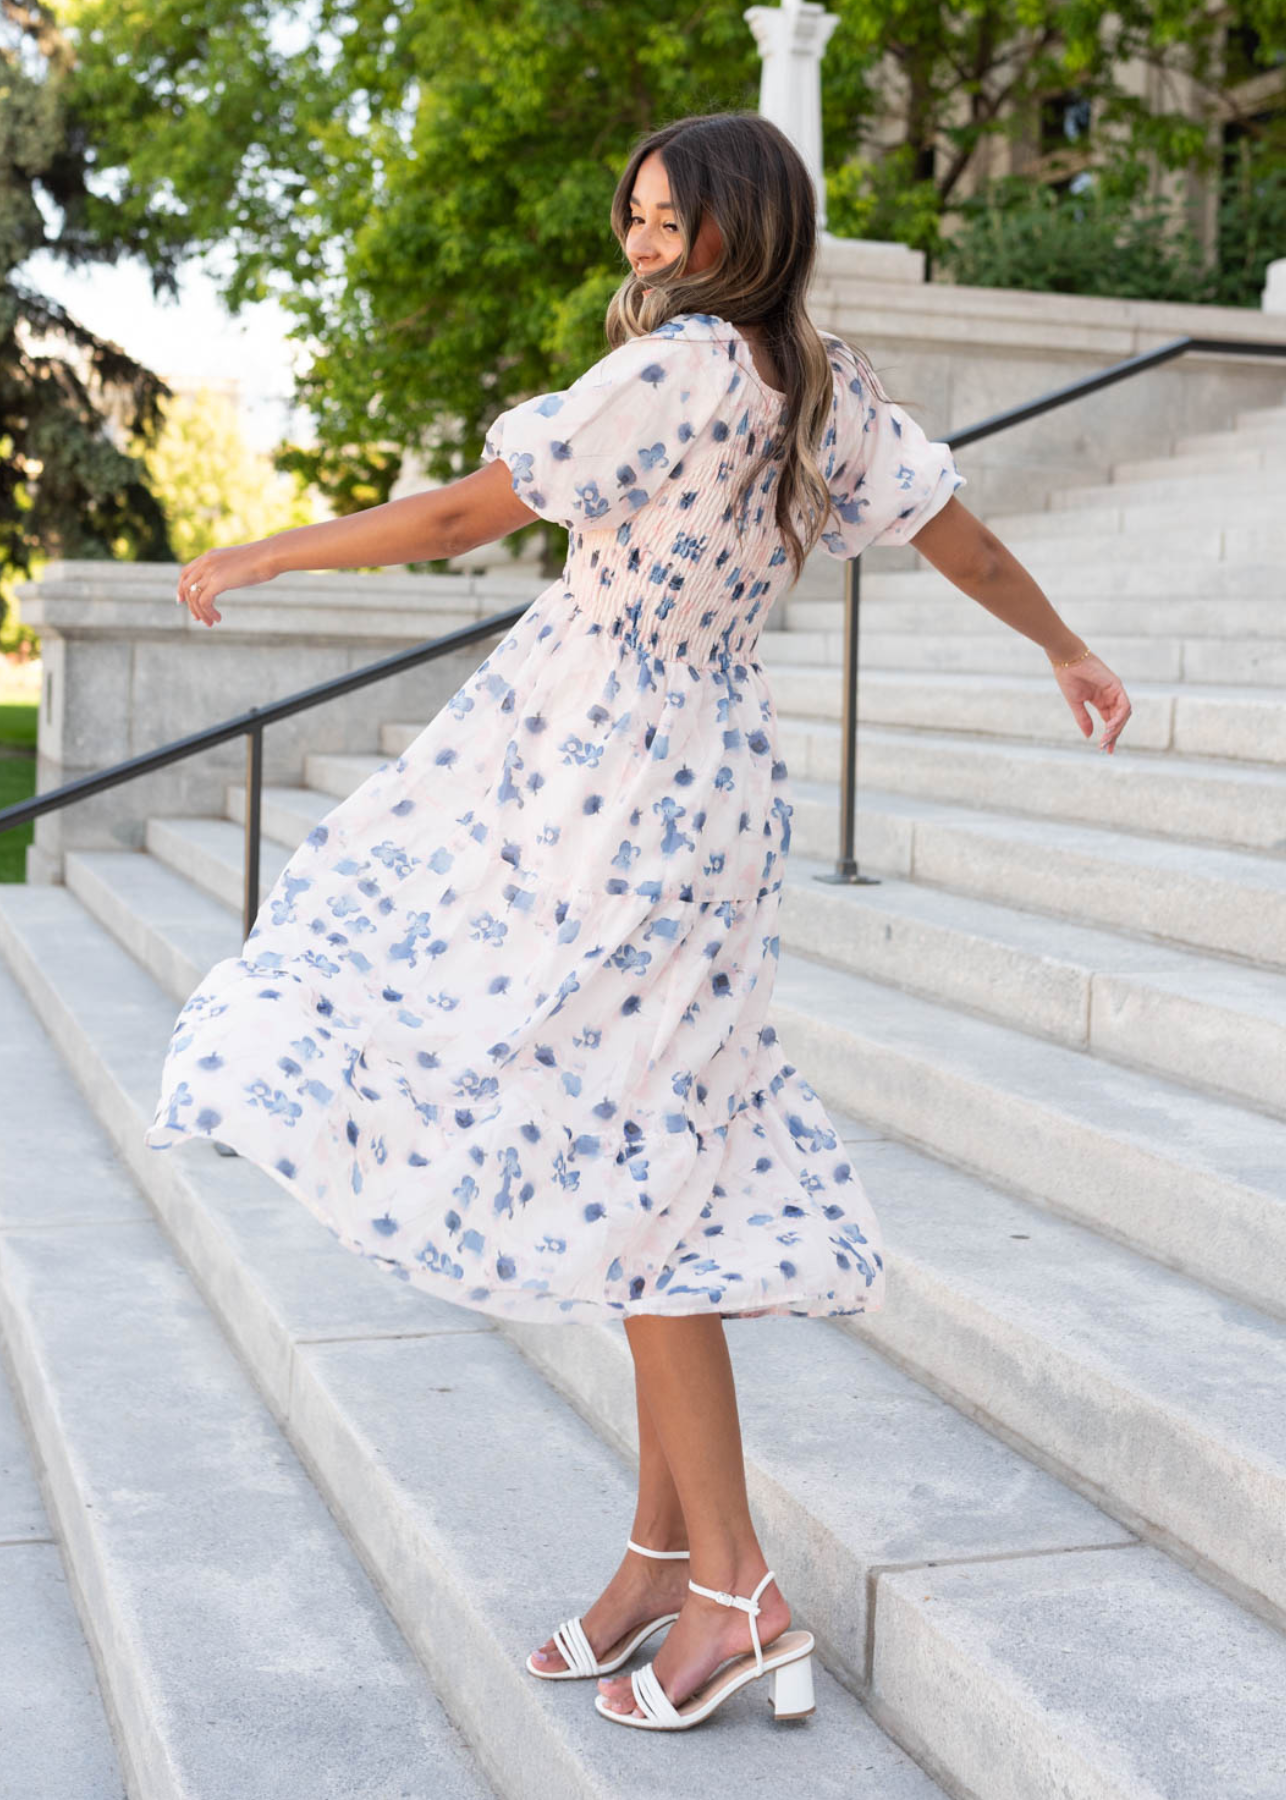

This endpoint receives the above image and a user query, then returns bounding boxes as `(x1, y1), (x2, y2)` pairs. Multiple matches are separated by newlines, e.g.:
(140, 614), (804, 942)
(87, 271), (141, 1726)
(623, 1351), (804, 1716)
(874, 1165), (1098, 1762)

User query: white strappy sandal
(594, 1567), (816, 1729)
(526, 1538), (689, 1680)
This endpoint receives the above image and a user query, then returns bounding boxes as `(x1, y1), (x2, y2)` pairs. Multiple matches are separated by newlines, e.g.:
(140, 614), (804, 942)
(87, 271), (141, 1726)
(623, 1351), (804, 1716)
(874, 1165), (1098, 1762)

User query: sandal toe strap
(552, 1614), (599, 1676)
(632, 1661), (683, 1725)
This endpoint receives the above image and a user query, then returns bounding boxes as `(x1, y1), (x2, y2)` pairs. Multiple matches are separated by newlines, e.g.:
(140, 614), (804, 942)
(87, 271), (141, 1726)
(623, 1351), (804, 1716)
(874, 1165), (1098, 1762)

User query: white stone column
(745, 0), (840, 236)
(1263, 257), (1286, 313)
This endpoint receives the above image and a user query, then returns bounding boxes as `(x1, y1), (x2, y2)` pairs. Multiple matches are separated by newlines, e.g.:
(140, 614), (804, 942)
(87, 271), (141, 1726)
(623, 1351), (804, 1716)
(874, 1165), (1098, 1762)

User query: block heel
(768, 1649), (815, 1718)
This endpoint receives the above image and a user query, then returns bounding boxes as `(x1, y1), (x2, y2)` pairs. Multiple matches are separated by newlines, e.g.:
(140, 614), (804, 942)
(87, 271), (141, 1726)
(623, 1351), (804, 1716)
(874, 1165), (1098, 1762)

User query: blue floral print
(142, 311), (965, 1323)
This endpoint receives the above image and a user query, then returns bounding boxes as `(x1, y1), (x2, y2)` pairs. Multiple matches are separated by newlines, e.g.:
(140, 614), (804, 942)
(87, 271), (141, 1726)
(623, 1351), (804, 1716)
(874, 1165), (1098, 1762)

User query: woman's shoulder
(574, 313), (735, 395)
(818, 330), (865, 379)
(649, 310), (733, 339)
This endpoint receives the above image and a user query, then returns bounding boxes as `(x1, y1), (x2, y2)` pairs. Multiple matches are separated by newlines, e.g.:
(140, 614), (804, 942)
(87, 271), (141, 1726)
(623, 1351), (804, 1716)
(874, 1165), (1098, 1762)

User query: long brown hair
(603, 110), (890, 584)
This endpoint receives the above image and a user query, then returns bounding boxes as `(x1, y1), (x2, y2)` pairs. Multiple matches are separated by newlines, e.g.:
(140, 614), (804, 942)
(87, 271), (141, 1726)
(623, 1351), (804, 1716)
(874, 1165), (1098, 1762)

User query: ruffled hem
(142, 996), (886, 1325)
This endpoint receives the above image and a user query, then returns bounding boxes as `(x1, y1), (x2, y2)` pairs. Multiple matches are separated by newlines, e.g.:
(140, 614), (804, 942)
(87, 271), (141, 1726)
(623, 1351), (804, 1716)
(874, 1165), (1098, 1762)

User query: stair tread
(873, 1546), (1286, 1800)
(784, 854), (1286, 1021)
(772, 945), (1286, 1192)
(779, 716), (1286, 783)
(842, 1125), (1286, 1469)
(0, 1371), (127, 1800)
(791, 777), (1286, 891)
(764, 666), (1286, 707)
(0, 950), (495, 1800)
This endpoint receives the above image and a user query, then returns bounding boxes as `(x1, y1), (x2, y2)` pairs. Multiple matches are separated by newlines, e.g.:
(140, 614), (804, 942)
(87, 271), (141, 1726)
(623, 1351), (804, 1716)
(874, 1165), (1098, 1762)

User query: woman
(148, 111), (1132, 1732)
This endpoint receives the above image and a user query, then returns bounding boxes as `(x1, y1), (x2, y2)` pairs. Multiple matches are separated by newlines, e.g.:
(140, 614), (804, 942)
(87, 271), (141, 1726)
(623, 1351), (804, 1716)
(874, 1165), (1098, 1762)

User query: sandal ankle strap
(627, 1537), (690, 1560)
(687, 1568), (774, 1676)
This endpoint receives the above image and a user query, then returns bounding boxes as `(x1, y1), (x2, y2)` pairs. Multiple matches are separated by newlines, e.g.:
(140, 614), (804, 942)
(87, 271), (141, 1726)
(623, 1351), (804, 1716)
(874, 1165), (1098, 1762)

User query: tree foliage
(1, 0), (173, 629)
(61, 0), (764, 563)
(823, 0), (1286, 256)
(128, 385), (318, 564)
(48, 0), (1286, 576)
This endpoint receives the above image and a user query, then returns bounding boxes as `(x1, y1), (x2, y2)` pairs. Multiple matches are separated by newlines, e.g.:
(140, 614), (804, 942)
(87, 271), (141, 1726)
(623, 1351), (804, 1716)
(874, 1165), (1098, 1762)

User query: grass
(0, 692), (38, 884)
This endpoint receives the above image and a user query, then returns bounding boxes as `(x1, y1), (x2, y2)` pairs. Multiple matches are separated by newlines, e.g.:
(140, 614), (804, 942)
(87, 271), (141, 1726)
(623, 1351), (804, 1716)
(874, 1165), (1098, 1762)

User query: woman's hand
(1050, 649), (1132, 754)
(175, 540), (279, 626)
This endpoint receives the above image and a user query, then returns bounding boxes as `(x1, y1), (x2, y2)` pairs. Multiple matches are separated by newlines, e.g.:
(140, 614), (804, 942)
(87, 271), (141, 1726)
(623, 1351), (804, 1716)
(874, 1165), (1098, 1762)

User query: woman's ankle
(684, 1532), (771, 1596)
(628, 1516), (689, 1556)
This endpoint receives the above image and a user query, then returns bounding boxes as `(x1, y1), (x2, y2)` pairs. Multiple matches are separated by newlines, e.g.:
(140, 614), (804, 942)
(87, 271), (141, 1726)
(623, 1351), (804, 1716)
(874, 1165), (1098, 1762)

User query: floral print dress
(143, 311), (965, 1323)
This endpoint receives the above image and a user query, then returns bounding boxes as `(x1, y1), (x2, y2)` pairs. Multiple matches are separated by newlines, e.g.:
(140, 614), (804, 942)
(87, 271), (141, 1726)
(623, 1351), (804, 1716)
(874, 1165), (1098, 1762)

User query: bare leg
(529, 1357), (690, 1670)
(598, 1313), (791, 1716)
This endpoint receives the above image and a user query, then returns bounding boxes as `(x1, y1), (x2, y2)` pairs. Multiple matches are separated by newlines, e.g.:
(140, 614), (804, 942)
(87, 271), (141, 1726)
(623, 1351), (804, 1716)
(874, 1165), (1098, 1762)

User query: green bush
(1213, 135), (1286, 308)
(937, 137), (1286, 308)
(937, 175), (1216, 302)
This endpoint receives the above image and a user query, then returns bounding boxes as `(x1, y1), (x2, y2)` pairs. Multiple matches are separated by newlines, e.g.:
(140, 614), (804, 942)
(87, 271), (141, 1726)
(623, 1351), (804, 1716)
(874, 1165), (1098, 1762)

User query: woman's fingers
(176, 557), (222, 626)
(1054, 656), (1132, 754)
(1096, 680), (1131, 753)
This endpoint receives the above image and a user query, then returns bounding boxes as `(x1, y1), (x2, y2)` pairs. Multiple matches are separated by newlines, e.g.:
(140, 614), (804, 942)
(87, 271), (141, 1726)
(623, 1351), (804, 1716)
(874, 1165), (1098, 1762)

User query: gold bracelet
(1052, 646), (1092, 668)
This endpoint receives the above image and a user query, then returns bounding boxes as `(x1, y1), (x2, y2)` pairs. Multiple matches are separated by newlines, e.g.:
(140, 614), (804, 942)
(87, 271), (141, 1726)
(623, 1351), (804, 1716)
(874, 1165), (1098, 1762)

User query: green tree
(824, 0), (1286, 256)
(52, 0), (1286, 585)
(60, 0), (764, 569)
(128, 385), (319, 564)
(0, 0), (173, 636)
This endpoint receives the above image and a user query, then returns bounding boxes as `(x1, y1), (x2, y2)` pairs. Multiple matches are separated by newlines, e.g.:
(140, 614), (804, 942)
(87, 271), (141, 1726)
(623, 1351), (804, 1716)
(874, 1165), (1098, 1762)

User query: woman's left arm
(910, 496), (1133, 755)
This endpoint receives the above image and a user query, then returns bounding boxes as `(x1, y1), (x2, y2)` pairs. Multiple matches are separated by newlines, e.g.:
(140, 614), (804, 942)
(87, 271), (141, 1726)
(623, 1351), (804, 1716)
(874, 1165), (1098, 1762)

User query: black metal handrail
(0, 607), (528, 939)
(2, 332), (1285, 928)
(815, 332), (1286, 890)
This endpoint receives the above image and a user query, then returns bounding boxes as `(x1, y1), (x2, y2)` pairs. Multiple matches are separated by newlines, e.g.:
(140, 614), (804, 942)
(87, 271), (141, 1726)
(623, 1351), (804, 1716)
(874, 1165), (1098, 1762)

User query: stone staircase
(2, 396), (1286, 1796)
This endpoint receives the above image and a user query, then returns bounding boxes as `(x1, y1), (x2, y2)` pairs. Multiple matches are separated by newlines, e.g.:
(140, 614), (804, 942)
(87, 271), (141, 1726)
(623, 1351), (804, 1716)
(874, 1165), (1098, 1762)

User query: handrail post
(243, 717), (264, 944)
(815, 552), (880, 888)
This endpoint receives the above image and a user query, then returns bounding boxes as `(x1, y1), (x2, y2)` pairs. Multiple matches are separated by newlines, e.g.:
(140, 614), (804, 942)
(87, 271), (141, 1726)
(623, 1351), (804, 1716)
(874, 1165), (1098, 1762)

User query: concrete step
(145, 813), (291, 916)
(69, 815), (1286, 1324)
(845, 556), (1284, 603)
(382, 667), (1286, 763)
(790, 779), (1286, 970)
(984, 507), (1285, 552)
(772, 621), (1286, 687)
(777, 717), (1286, 853)
(223, 781), (334, 848)
(769, 595), (1286, 643)
(0, 952), (495, 1800)
(1176, 422), (1286, 456)
(304, 749), (390, 802)
(973, 520), (1230, 558)
(1235, 403), (1286, 429)
(1049, 468), (1281, 512)
(507, 1310), (1286, 1799)
(769, 967), (1286, 1612)
(0, 1346), (127, 1799)
(785, 629), (1192, 681)
(0, 889), (948, 1800)
(767, 937), (1286, 1319)
(780, 853), (1286, 1120)
(758, 668), (1286, 765)
(1113, 444), (1283, 482)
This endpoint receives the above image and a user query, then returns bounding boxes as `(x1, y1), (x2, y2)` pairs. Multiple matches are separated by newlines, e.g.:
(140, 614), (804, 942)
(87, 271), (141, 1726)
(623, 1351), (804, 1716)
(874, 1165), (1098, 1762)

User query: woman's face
(625, 150), (721, 289)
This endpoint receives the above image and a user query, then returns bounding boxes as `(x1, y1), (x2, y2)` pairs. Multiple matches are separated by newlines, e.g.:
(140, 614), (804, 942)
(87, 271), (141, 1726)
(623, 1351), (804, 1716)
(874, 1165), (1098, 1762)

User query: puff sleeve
(818, 336), (966, 559)
(481, 327), (728, 532)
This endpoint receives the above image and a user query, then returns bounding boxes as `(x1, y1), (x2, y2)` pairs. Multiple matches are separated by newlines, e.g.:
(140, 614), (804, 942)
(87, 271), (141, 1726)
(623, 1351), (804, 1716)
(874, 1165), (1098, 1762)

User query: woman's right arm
(175, 459), (540, 624)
